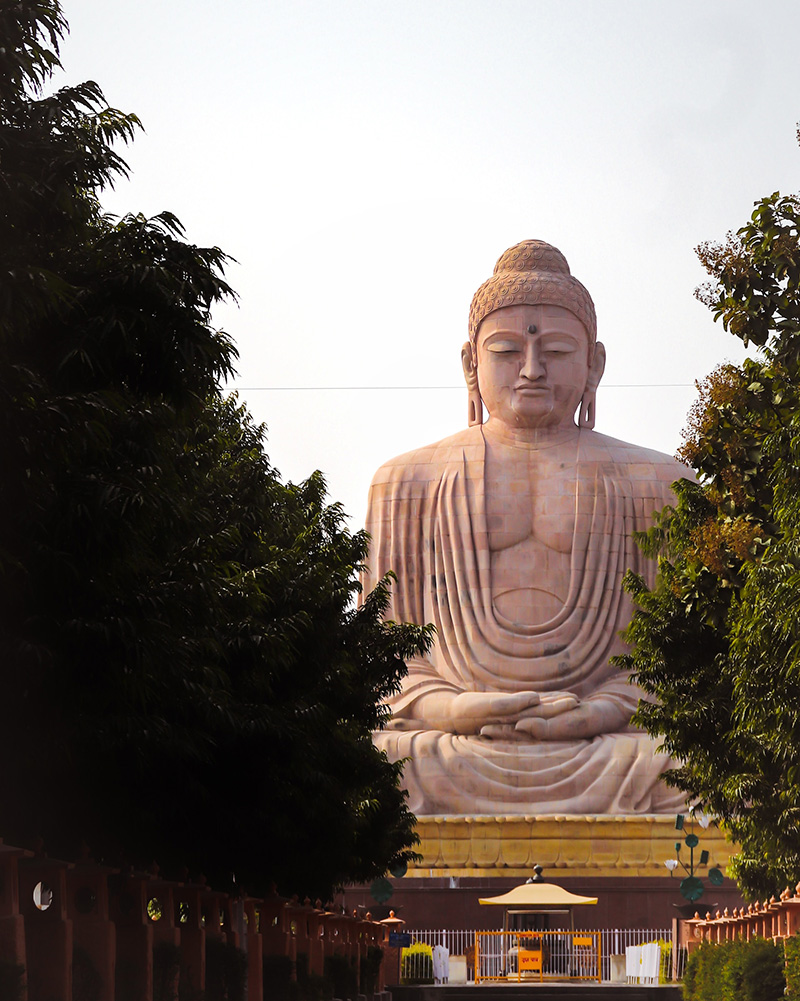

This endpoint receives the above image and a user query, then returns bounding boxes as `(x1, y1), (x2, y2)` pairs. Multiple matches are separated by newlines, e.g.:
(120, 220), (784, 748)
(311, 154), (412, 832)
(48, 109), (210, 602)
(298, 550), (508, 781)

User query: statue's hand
(448, 690), (543, 735)
(513, 697), (629, 740)
(479, 692), (579, 741)
(387, 689), (543, 734)
(389, 689), (590, 737)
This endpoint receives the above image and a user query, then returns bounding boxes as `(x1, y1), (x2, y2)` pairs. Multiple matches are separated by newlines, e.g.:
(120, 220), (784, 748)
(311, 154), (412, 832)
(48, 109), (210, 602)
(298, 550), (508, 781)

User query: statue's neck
(482, 417), (582, 450)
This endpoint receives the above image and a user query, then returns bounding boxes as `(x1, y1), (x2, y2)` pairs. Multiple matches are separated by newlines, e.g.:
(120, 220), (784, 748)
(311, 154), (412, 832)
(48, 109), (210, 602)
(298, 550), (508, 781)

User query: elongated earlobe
(579, 390), (596, 429)
(579, 341), (605, 430)
(467, 386), (483, 426)
(461, 341), (483, 426)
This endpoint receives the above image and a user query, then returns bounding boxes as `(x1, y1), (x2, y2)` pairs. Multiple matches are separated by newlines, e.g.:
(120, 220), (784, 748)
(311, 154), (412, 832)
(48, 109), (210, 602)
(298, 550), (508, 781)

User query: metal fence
(409, 926), (687, 983)
(474, 930), (601, 983)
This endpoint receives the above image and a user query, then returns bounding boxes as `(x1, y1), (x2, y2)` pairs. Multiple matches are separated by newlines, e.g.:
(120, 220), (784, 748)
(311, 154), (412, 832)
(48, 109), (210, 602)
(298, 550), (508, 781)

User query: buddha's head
(463, 241), (606, 431)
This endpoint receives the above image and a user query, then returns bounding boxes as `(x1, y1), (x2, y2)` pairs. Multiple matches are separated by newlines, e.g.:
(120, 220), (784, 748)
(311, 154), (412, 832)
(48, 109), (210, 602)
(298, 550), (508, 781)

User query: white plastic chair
(626, 944), (642, 983)
(640, 942), (661, 984)
(432, 944), (450, 984)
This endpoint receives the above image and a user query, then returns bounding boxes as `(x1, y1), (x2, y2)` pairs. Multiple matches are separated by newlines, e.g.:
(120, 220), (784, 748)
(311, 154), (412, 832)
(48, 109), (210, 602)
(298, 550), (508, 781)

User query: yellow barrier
(475, 930), (601, 983)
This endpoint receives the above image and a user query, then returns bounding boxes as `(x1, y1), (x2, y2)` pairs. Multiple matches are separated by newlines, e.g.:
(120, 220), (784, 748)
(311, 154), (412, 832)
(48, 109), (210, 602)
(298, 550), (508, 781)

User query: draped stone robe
(363, 424), (689, 816)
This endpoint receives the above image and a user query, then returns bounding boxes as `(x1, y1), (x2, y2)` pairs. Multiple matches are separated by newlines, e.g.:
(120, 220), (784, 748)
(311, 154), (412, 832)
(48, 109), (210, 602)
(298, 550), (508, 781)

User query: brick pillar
(174, 883), (205, 994)
(306, 909), (325, 978)
(109, 871), (153, 1001)
(18, 857), (73, 1001)
(785, 893), (800, 937)
(67, 861), (117, 1001)
(378, 917), (406, 988)
(291, 900), (314, 974)
(284, 900), (303, 968)
(146, 875), (181, 1001)
(260, 890), (287, 959)
(221, 895), (240, 949)
(243, 898), (263, 1001)
(0, 845), (29, 980)
(201, 890), (225, 945)
(260, 886), (290, 1000)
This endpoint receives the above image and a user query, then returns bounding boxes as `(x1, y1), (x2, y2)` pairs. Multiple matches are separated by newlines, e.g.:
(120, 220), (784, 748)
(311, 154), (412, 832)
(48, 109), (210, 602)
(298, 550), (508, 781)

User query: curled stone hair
(468, 240), (597, 344)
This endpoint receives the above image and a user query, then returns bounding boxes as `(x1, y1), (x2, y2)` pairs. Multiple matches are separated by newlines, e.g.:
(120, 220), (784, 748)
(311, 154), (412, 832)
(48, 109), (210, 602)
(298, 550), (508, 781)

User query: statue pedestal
(339, 816), (743, 930)
(410, 814), (734, 880)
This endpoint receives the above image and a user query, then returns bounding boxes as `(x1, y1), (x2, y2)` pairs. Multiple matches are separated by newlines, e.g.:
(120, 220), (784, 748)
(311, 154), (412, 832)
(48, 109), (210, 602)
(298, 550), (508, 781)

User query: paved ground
(388, 984), (682, 1000)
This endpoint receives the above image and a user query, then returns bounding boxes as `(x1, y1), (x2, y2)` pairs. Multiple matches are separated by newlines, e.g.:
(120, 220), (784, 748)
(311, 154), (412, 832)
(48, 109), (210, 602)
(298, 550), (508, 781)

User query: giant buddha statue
(363, 240), (689, 816)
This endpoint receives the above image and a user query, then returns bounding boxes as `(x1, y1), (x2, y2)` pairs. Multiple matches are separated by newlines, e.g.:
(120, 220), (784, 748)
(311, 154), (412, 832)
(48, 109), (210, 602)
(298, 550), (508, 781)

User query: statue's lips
(514, 384), (551, 395)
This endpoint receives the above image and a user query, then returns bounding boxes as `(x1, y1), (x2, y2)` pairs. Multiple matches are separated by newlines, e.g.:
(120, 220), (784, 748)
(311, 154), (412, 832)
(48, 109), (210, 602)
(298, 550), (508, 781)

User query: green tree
(619, 174), (800, 898)
(0, 0), (431, 897)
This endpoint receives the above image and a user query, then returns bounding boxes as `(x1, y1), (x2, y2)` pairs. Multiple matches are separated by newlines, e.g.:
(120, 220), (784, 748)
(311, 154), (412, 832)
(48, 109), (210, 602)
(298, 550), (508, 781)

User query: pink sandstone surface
(363, 241), (689, 816)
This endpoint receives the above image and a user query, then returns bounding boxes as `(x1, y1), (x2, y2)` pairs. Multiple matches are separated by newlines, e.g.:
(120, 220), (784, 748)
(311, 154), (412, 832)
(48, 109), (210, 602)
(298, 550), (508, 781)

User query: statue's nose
(520, 342), (546, 380)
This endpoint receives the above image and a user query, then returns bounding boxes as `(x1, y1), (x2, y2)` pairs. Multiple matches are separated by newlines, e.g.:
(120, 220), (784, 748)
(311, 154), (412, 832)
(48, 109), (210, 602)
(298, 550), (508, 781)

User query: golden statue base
(409, 815), (734, 880)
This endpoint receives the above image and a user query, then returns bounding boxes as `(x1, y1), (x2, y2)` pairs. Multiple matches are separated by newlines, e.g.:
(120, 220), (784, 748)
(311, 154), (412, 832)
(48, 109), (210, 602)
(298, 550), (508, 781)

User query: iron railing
(474, 929), (601, 983)
(407, 926), (687, 983)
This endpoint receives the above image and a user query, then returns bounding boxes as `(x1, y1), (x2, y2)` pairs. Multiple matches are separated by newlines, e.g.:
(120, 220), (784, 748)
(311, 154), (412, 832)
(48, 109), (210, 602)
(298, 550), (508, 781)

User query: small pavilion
(475, 866), (601, 983)
(479, 871), (598, 933)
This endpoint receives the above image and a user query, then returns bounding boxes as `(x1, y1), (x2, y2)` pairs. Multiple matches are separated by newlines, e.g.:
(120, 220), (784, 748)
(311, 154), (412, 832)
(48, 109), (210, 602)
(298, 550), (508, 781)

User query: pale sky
(56, 0), (800, 532)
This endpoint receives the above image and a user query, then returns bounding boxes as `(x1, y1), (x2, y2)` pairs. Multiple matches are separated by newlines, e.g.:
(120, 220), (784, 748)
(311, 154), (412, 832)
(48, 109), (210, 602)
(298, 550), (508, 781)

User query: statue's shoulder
(582, 430), (694, 484)
(369, 426), (481, 489)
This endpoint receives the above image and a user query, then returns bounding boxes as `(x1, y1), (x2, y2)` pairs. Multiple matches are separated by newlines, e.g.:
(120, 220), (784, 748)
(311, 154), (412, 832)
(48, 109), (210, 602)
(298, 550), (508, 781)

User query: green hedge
(206, 940), (248, 1001)
(360, 945), (384, 995)
(785, 934), (800, 1000)
(262, 951), (368, 1001)
(682, 937), (785, 1001)
(323, 954), (358, 1000)
(0, 962), (25, 1001)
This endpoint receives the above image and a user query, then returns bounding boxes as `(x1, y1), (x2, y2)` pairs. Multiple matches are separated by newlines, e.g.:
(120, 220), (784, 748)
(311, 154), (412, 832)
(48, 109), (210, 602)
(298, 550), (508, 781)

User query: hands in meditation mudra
(363, 241), (689, 815)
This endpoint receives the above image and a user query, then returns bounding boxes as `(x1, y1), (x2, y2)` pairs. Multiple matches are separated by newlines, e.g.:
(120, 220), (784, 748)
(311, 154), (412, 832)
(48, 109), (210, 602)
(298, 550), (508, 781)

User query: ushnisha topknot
(468, 240), (597, 345)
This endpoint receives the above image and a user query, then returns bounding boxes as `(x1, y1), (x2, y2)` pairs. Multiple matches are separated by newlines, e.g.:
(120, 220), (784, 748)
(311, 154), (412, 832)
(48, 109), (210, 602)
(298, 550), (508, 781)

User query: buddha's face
(472, 303), (602, 430)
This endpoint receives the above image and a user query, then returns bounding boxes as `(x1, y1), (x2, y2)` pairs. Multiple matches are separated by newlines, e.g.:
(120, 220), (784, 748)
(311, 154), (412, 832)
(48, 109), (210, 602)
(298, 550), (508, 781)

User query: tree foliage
(0, 0), (431, 897)
(682, 937), (786, 1001)
(618, 171), (800, 898)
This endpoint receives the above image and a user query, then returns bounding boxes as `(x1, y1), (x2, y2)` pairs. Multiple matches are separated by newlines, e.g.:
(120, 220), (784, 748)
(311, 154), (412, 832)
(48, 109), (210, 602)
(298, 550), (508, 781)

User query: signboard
(519, 948), (542, 971)
(388, 932), (411, 948)
(573, 936), (593, 947)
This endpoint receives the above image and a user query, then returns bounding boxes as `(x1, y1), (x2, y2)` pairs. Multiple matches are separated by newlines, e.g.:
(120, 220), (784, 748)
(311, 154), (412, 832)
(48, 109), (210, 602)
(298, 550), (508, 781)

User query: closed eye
(541, 338), (577, 354)
(486, 340), (522, 354)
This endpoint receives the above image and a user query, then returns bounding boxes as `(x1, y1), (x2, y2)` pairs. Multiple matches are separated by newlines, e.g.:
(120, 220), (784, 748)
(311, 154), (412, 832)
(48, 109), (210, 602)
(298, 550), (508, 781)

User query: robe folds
(363, 424), (690, 816)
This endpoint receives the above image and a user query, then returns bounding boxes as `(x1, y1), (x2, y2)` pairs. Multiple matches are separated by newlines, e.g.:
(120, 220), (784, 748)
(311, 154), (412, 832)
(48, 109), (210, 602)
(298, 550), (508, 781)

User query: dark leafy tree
(0, 0), (431, 897)
(618, 169), (800, 898)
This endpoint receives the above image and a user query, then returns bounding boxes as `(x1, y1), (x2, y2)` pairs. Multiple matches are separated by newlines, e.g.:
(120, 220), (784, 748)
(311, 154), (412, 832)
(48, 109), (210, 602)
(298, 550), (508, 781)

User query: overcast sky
(56, 0), (800, 531)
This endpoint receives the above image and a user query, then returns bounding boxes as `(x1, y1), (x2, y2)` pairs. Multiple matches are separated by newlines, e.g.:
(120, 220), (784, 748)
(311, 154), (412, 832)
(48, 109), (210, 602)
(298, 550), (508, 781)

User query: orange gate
(474, 930), (601, 983)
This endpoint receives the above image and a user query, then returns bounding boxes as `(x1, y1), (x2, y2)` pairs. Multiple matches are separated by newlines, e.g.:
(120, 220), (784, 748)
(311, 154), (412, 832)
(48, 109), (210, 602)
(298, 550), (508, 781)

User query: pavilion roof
(478, 882), (598, 908)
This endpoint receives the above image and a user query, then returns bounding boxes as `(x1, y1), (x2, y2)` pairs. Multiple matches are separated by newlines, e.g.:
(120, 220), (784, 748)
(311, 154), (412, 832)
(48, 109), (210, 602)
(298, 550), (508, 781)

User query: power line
(229, 383), (694, 391)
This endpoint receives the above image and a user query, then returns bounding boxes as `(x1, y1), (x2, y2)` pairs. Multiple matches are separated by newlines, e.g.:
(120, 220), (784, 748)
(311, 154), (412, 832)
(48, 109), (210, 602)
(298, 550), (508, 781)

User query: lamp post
(663, 810), (725, 915)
